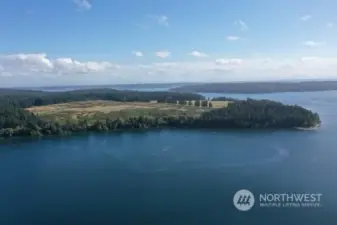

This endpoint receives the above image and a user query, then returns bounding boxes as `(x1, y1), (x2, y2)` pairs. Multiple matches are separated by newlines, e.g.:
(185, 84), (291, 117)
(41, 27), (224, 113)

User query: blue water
(1, 91), (337, 225)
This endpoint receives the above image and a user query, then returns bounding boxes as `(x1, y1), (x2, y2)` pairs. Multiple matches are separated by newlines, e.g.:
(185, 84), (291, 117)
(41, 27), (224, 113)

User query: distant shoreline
(170, 81), (337, 94)
(3, 80), (337, 94)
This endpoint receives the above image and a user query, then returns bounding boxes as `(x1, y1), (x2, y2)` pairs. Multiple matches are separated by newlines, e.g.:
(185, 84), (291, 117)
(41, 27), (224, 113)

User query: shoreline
(294, 124), (321, 130)
(0, 125), (320, 142)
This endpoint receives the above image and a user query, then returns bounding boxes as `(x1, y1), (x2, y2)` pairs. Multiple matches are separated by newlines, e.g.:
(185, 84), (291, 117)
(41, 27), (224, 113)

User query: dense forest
(0, 88), (204, 108)
(170, 81), (337, 93)
(0, 89), (321, 138)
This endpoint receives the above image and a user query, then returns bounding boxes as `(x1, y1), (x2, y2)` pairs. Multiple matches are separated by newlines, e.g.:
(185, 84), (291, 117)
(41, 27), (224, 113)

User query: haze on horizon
(1, 0), (337, 87)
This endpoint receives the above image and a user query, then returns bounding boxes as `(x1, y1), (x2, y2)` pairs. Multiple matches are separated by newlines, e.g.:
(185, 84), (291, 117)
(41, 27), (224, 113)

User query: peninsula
(0, 89), (321, 138)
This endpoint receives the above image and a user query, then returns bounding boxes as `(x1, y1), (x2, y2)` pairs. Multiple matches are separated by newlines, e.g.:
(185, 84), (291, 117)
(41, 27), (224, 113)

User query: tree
(188, 101), (193, 106)
(167, 99), (177, 104)
(201, 100), (208, 107)
(179, 100), (187, 105)
(195, 100), (201, 107)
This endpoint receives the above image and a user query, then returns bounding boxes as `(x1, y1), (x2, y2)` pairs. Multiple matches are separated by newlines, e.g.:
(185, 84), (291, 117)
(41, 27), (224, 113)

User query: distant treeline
(211, 97), (237, 101)
(174, 100), (213, 107)
(170, 81), (337, 93)
(0, 88), (204, 108)
(0, 89), (321, 138)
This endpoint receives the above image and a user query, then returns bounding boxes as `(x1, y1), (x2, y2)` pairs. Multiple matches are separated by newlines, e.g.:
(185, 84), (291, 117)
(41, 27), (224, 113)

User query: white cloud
(0, 53), (119, 76)
(226, 36), (241, 41)
(53, 58), (116, 74)
(300, 57), (319, 62)
(215, 58), (242, 66)
(157, 15), (169, 26)
(73, 0), (92, 11)
(0, 53), (54, 72)
(155, 51), (170, 58)
(300, 15), (312, 21)
(135, 57), (337, 82)
(327, 22), (334, 28)
(189, 51), (208, 57)
(132, 51), (143, 57)
(147, 15), (169, 27)
(303, 41), (325, 47)
(234, 20), (248, 31)
(3, 53), (337, 86)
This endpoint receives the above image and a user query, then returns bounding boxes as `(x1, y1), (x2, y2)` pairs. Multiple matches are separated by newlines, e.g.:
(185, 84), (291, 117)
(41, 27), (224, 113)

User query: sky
(0, 0), (337, 86)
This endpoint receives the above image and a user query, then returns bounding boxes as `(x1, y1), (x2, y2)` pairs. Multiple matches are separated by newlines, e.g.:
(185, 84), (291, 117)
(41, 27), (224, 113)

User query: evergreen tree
(201, 100), (208, 107)
(195, 100), (201, 107)
(179, 100), (187, 105)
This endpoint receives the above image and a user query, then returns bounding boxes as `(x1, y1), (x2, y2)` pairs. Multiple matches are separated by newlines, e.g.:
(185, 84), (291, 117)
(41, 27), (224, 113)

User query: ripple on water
(111, 141), (291, 173)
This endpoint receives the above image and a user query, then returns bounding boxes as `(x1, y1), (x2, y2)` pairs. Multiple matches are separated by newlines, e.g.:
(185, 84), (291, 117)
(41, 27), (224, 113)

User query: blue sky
(0, 0), (337, 86)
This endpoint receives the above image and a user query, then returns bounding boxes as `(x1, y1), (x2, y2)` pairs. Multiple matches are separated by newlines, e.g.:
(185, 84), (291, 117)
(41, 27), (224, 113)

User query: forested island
(0, 89), (321, 138)
(170, 81), (337, 93)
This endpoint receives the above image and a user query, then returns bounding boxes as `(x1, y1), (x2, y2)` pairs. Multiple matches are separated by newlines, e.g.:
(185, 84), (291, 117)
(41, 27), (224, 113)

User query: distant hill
(169, 81), (337, 93)
(7, 82), (197, 92)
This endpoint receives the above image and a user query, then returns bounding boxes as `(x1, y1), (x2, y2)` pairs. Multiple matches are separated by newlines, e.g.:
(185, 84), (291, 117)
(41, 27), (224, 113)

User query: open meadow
(25, 100), (231, 124)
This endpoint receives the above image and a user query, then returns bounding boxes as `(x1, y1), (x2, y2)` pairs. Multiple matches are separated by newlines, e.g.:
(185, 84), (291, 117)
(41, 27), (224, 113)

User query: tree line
(173, 100), (213, 107)
(0, 88), (204, 108)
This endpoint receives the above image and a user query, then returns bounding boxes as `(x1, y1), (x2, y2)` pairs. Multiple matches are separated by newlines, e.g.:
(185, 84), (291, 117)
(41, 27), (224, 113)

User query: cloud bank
(1, 53), (337, 86)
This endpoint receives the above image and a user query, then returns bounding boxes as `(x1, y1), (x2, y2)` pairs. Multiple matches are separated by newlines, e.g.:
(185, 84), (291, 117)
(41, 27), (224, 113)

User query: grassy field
(26, 100), (231, 124)
(209, 101), (231, 108)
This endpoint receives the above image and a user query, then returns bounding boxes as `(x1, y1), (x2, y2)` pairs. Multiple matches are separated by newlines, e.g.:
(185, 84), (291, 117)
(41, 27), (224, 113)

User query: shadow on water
(0, 126), (311, 148)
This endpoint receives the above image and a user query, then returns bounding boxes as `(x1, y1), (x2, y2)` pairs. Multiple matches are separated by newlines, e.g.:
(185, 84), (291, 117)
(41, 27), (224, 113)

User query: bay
(0, 91), (337, 225)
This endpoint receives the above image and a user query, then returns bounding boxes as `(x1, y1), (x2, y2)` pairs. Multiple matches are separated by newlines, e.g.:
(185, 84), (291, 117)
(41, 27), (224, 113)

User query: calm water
(1, 91), (337, 225)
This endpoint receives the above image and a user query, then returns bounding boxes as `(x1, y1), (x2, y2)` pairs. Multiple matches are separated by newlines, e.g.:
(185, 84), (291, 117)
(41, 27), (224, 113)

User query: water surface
(1, 91), (337, 225)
